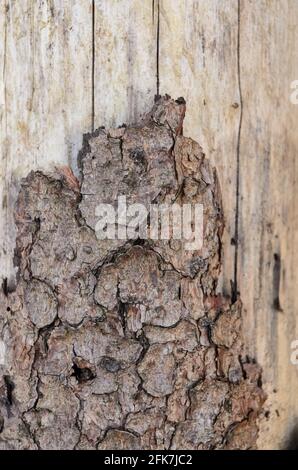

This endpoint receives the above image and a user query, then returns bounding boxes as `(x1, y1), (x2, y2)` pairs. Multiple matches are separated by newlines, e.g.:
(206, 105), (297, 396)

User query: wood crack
(232, 0), (243, 303)
(153, 0), (161, 100)
(91, 0), (95, 132)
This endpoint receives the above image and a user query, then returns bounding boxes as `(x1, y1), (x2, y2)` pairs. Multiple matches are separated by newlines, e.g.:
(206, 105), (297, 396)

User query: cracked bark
(0, 96), (265, 450)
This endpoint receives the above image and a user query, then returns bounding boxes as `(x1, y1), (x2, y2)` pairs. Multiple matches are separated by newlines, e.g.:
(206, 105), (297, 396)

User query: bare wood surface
(94, 0), (156, 129)
(238, 0), (298, 449)
(0, 0), (93, 284)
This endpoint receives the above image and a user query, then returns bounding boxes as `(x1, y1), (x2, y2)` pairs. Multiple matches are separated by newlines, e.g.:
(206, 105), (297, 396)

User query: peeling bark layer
(0, 97), (265, 450)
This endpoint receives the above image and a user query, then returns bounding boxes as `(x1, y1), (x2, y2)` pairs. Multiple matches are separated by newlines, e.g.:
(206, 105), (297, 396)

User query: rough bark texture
(0, 97), (265, 450)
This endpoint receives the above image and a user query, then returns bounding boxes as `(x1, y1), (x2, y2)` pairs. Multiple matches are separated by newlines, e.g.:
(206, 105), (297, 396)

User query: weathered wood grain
(93, 0), (156, 129)
(238, 0), (298, 449)
(158, 0), (240, 298)
(0, 2), (6, 284)
(0, 0), (92, 285)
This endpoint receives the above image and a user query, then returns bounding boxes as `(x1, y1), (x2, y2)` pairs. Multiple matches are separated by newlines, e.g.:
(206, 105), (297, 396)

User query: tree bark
(0, 97), (265, 449)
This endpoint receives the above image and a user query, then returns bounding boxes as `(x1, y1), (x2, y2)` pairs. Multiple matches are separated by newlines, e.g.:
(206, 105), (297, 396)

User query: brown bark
(0, 96), (265, 449)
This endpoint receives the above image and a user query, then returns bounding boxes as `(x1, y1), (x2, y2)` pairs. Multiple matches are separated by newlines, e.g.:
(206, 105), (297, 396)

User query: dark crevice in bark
(3, 375), (14, 407)
(1, 278), (7, 297)
(72, 363), (96, 384)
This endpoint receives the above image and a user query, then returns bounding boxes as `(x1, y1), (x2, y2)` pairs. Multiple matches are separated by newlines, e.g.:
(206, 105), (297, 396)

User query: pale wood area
(0, 0), (298, 449)
(159, 0), (240, 307)
(94, 0), (156, 128)
(0, 0), (93, 282)
(239, 0), (298, 449)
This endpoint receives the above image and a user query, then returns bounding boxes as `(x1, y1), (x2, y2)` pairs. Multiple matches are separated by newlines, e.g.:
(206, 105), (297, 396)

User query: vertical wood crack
(2, 3), (9, 283)
(232, 0), (243, 303)
(153, 0), (160, 100)
(92, 0), (95, 131)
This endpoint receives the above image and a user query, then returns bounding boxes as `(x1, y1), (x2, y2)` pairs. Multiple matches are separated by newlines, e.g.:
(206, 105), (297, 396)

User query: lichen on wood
(0, 96), (265, 450)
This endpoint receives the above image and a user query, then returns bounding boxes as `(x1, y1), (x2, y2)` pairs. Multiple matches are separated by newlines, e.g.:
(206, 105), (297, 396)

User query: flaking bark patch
(0, 96), (265, 449)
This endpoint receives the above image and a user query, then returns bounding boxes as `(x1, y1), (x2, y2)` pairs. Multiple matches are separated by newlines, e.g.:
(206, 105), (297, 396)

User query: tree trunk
(0, 0), (297, 450)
